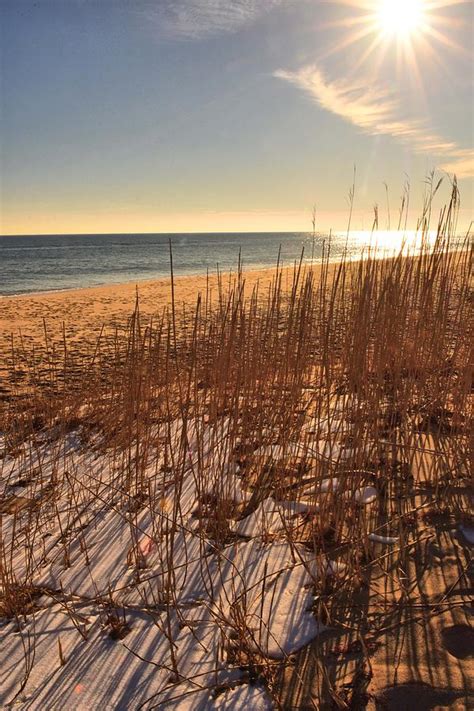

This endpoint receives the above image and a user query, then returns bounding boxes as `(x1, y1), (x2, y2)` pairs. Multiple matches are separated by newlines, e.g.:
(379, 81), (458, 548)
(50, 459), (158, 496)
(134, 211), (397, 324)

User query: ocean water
(0, 230), (438, 296)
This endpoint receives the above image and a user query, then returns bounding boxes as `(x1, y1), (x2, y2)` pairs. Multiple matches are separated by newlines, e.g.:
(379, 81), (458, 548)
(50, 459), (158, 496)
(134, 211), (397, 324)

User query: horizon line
(1, 229), (310, 238)
(0, 227), (448, 239)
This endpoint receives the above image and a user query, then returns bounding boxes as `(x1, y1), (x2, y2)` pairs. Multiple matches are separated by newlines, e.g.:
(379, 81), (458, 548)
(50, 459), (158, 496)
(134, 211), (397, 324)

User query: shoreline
(0, 254), (346, 299)
(2, 242), (466, 300)
(0, 248), (469, 365)
(0, 263), (281, 306)
(0, 264), (272, 300)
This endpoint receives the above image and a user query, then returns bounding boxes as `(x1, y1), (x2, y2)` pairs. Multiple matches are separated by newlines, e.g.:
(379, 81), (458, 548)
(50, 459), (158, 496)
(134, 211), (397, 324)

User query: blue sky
(1, 0), (472, 234)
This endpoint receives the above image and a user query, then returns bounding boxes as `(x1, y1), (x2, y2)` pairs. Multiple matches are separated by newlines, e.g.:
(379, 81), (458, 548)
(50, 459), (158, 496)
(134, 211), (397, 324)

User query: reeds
(0, 183), (472, 708)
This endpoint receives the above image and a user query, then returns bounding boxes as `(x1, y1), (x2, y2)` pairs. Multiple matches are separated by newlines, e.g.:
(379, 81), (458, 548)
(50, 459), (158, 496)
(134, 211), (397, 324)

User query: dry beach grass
(0, 185), (472, 709)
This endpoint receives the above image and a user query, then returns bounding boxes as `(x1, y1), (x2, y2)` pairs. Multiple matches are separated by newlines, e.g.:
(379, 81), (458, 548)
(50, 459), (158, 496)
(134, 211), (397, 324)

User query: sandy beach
(0, 263), (321, 397)
(0, 267), (283, 355)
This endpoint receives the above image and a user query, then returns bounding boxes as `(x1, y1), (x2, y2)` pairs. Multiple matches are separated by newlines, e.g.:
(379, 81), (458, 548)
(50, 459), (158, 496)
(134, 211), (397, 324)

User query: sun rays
(323, 0), (468, 82)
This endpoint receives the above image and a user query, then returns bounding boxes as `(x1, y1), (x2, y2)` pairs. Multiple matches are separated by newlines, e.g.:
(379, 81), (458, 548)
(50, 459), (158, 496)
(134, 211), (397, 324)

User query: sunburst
(320, 0), (467, 79)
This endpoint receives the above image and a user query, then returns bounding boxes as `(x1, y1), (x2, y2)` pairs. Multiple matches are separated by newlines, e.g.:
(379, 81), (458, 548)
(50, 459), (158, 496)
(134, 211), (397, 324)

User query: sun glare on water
(347, 229), (437, 255)
(377, 0), (425, 38)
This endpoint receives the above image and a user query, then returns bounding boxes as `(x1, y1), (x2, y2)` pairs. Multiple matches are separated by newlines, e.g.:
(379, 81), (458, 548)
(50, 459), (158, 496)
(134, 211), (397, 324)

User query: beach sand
(0, 267), (292, 394)
(1, 249), (466, 359)
(0, 267), (284, 354)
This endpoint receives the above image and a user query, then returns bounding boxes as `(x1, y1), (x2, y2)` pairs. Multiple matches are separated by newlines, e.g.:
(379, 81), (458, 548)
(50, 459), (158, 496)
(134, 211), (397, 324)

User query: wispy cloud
(274, 65), (474, 178)
(154, 0), (284, 40)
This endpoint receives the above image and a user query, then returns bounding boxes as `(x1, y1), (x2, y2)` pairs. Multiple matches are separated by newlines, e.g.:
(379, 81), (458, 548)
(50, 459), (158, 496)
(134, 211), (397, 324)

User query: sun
(326, 1), (465, 55)
(324, 0), (464, 86)
(377, 0), (425, 38)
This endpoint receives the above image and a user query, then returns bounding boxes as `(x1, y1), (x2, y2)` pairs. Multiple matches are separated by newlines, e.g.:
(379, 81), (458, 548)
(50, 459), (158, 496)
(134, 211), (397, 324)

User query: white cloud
(274, 65), (474, 178)
(155, 0), (284, 40)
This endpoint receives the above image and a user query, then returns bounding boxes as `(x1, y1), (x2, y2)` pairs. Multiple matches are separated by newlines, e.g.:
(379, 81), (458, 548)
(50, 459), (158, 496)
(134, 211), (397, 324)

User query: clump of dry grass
(0, 181), (472, 708)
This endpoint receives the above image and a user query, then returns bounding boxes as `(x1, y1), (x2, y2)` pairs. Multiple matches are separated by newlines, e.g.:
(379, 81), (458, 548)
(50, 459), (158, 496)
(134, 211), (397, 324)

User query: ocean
(0, 230), (439, 296)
